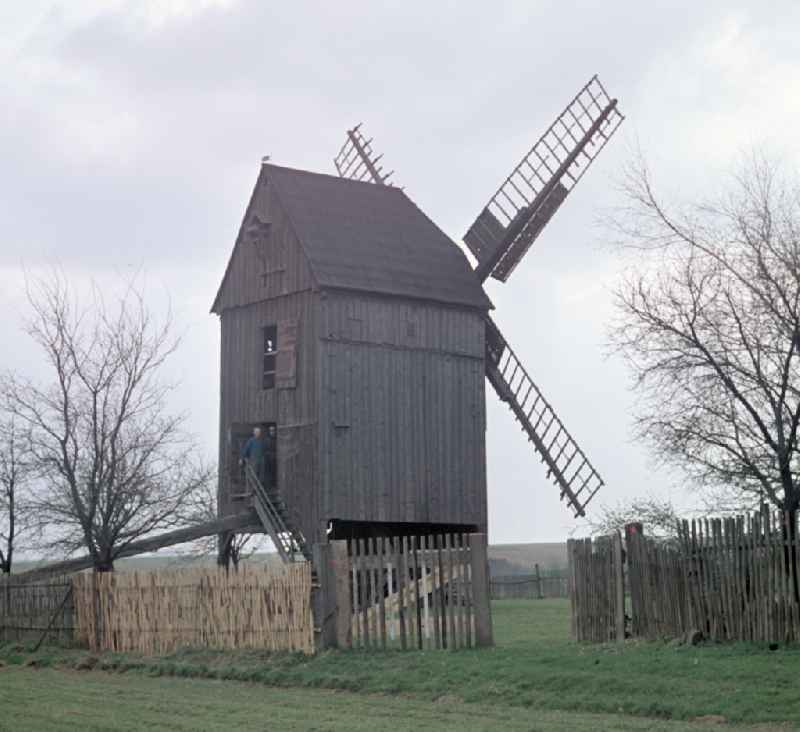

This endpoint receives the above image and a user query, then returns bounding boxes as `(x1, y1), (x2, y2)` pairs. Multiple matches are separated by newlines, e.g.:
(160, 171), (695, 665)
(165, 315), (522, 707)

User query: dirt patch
(690, 714), (727, 724)
(434, 694), (463, 705)
(74, 656), (99, 671)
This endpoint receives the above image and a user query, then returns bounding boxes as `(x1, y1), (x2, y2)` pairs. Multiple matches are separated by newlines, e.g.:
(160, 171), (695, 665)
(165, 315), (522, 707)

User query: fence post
(613, 532), (625, 643)
(331, 540), (352, 649)
(535, 563), (544, 599)
(468, 533), (494, 647)
(312, 541), (352, 651)
(91, 571), (101, 652)
(567, 539), (576, 640)
(1, 576), (6, 643)
(311, 543), (329, 651)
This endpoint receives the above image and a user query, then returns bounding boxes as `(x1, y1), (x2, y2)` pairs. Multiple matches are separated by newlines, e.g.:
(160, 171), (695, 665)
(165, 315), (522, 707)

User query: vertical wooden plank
(567, 539), (577, 640)
(411, 535), (422, 649)
(312, 542), (331, 651)
(468, 533), (493, 647)
(389, 537), (406, 650)
(791, 511), (800, 642)
(747, 512), (755, 641)
(445, 534), (456, 649)
(430, 536), (442, 650)
(764, 508), (774, 644)
(378, 538), (387, 650)
(358, 539), (370, 649)
(740, 516), (751, 642)
(455, 533), (465, 648)
(423, 535), (433, 649)
(331, 540), (352, 649)
(780, 511), (790, 643)
(753, 511), (763, 641)
(613, 532), (625, 643)
(350, 540), (361, 649)
(464, 535), (473, 648)
(402, 536), (413, 650)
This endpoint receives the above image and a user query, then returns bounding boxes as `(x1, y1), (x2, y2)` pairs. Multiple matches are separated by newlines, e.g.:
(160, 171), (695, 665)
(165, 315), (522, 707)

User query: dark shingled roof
(265, 164), (492, 311)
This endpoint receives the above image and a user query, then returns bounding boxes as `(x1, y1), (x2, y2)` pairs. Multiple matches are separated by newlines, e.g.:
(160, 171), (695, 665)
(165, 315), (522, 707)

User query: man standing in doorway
(240, 426), (266, 487)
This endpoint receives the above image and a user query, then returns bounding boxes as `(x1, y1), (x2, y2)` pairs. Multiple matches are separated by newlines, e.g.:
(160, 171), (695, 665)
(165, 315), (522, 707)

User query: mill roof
(214, 164), (492, 312)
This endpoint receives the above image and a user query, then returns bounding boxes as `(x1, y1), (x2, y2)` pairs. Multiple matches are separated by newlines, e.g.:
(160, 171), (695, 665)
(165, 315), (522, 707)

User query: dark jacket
(241, 435), (266, 466)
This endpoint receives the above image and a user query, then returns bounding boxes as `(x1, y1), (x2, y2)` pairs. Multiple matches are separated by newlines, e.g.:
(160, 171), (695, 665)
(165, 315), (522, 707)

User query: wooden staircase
(484, 316), (604, 517)
(244, 463), (310, 563)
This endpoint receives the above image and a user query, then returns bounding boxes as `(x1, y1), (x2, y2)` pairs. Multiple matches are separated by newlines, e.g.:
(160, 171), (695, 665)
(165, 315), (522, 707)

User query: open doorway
(227, 421), (277, 500)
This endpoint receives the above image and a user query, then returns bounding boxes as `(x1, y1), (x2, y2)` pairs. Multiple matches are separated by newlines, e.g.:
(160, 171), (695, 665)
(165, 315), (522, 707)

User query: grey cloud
(2, 0), (798, 541)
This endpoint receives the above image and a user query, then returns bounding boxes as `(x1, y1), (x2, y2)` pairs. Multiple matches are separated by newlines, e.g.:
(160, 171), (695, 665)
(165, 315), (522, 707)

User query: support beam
(469, 533), (494, 647)
(15, 511), (263, 582)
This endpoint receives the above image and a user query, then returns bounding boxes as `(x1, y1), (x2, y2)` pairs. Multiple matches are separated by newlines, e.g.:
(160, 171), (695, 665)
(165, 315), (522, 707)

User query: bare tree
(584, 494), (681, 541)
(0, 417), (34, 574)
(179, 466), (260, 568)
(610, 154), (800, 517)
(1, 274), (206, 571)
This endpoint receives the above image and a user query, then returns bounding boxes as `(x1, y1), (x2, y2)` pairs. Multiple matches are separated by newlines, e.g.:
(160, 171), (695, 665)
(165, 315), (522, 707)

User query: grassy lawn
(2, 599), (800, 728)
(0, 668), (786, 731)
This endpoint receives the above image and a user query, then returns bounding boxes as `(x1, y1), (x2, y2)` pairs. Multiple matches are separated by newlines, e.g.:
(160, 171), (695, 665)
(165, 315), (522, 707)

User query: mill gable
(213, 164), (492, 549)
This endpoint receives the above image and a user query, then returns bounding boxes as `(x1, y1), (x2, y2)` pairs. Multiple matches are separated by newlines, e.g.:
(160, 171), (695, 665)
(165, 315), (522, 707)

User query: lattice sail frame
(485, 318), (604, 517)
(465, 75), (624, 282)
(331, 79), (620, 518)
(333, 124), (395, 186)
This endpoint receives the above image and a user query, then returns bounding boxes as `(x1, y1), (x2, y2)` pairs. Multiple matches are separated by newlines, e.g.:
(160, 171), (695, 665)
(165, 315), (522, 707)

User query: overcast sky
(2, 1), (799, 543)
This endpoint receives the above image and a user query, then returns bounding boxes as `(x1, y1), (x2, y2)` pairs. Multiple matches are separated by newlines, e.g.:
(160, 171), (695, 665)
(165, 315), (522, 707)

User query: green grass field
(2, 600), (799, 730)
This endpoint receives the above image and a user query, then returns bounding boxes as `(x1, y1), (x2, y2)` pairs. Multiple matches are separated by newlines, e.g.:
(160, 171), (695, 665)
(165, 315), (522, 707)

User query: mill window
(262, 325), (278, 389)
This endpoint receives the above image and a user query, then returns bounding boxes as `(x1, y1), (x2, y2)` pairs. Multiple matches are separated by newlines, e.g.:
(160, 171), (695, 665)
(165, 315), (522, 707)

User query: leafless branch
(609, 153), (800, 514)
(0, 273), (204, 571)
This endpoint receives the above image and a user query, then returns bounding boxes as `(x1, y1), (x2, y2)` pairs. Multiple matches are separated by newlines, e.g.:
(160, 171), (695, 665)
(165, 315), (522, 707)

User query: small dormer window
(262, 325), (277, 389)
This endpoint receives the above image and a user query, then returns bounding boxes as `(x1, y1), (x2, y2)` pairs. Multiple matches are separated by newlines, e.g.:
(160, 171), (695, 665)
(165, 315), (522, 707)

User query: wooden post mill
(211, 75), (624, 564)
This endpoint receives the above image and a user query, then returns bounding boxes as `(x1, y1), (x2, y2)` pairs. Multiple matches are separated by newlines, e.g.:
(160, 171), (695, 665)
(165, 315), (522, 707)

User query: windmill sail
(465, 75), (624, 283)
(332, 117), (607, 517)
(333, 124), (395, 186)
(485, 316), (604, 517)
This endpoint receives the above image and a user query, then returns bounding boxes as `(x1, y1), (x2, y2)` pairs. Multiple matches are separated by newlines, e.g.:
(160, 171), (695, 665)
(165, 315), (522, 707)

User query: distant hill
(488, 543), (567, 576)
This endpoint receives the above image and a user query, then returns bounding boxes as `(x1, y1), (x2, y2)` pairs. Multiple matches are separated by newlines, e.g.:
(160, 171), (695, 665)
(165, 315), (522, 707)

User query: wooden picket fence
(314, 533), (494, 650)
(627, 530), (690, 639)
(679, 511), (800, 643)
(72, 563), (314, 654)
(569, 508), (800, 645)
(0, 574), (74, 644)
(568, 535), (625, 643)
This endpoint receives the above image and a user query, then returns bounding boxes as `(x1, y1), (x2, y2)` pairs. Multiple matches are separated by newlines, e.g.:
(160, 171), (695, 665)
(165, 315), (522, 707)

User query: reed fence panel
(0, 575), (74, 644)
(72, 563), (313, 655)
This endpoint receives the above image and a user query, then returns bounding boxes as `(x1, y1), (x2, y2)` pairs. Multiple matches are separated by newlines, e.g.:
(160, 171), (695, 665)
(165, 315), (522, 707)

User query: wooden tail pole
(14, 511), (262, 583)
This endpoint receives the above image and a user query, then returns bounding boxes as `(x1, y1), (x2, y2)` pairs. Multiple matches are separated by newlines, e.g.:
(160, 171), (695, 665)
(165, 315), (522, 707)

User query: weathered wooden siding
(318, 292), (487, 529)
(213, 176), (314, 313)
(217, 295), (320, 541)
